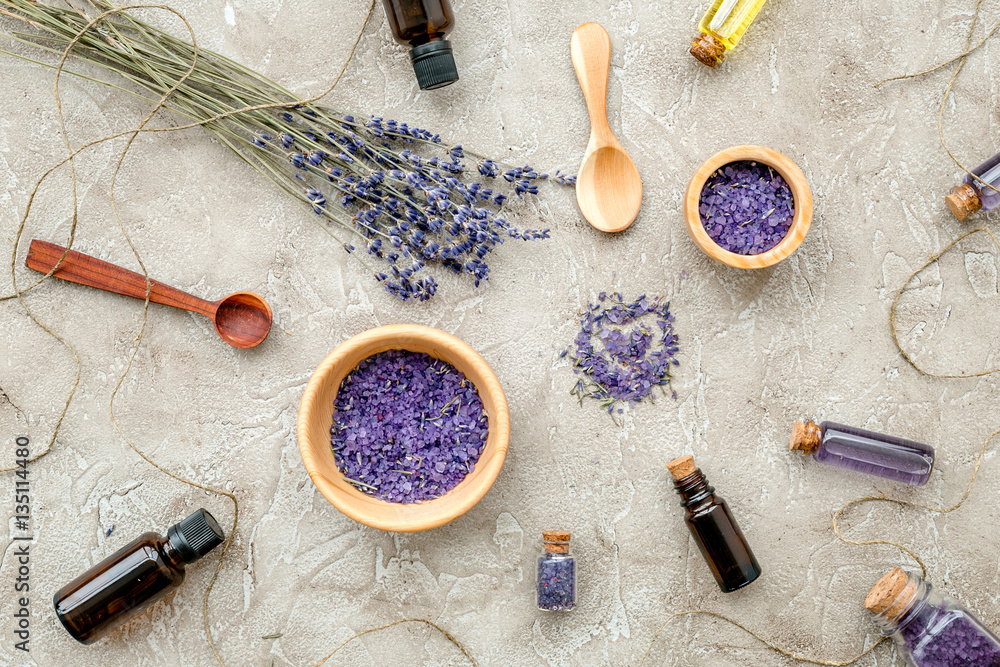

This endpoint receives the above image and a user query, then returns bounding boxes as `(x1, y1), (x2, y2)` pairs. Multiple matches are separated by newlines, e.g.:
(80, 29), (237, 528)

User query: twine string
(638, 611), (883, 666)
(876, 0), (1000, 200)
(313, 619), (479, 667)
(889, 226), (1000, 378)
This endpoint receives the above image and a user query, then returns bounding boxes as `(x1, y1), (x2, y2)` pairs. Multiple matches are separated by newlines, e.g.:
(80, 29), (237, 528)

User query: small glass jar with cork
(866, 568), (1000, 666)
(537, 531), (576, 611)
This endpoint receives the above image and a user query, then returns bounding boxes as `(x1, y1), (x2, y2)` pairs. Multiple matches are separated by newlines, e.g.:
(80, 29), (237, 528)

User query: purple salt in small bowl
(684, 146), (813, 269)
(297, 324), (510, 532)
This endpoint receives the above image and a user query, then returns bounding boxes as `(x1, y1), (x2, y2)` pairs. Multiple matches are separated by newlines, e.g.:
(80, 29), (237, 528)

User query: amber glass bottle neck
(672, 469), (714, 506)
(160, 535), (188, 570)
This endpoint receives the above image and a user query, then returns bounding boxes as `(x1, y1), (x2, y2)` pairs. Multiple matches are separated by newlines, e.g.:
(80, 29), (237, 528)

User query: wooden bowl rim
(296, 324), (510, 532)
(683, 145), (814, 269)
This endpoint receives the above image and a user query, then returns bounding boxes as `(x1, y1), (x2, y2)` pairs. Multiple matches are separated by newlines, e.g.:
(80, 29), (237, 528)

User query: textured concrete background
(2, 0), (1000, 665)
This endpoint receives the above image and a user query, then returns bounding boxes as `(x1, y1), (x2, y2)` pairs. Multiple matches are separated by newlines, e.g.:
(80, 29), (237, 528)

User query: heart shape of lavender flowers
(567, 293), (679, 413)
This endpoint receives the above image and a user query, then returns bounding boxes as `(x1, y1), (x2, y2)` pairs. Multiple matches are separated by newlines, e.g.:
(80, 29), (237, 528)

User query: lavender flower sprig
(245, 114), (563, 300)
(566, 292), (679, 414)
(0, 0), (574, 301)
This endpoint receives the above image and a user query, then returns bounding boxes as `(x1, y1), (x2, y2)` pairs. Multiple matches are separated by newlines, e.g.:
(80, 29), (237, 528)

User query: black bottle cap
(409, 40), (459, 90)
(167, 509), (225, 563)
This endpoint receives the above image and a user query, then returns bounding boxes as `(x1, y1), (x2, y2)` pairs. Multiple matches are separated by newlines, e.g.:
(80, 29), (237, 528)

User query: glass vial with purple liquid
(790, 420), (934, 486)
(668, 455), (761, 593)
(382, 0), (459, 90)
(537, 531), (576, 611)
(946, 150), (1000, 220)
(866, 568), (1000, 667)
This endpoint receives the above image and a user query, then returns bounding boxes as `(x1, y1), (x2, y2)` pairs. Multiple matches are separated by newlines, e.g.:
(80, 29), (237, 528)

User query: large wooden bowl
(297, 324), (510, 532)
(684, 145), (813, 269)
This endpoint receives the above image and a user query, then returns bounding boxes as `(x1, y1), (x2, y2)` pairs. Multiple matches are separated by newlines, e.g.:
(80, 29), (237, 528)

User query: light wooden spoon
(571, 22), (642, 233)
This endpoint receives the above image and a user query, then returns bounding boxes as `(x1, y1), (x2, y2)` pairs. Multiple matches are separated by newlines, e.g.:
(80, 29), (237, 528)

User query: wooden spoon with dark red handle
(25, 239), (272, 349)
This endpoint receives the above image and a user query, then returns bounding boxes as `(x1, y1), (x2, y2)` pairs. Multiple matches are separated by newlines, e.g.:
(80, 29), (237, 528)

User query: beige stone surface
(1, 0), (1000, 665)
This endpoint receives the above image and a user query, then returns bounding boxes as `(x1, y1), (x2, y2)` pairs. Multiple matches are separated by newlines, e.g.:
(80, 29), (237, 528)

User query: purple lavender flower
(242, 109), (573, 301)
(567, 293), (679, 414)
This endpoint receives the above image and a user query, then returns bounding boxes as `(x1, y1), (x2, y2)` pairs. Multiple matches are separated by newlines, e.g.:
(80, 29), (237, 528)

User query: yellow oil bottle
(690, 0), (769, 67)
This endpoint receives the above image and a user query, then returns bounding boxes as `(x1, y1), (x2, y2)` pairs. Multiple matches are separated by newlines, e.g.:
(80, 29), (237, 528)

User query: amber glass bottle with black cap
(667, 455), (761, 592)
(382, 0), (459, 90)
(54, 508), (225, 644)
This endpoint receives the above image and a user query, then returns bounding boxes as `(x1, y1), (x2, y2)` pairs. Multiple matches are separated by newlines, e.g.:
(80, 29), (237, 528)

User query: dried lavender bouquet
(0, 0), (572, 300)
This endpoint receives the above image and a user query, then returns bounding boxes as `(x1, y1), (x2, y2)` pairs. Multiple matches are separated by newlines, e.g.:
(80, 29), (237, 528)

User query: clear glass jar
(867, 568), (1000, 666)
(537, 531), (576, 611)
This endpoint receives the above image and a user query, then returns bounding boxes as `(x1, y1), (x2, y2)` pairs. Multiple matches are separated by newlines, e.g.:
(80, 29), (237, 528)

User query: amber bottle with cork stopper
(382, 0), (459, 90)
(537, 531), (576, 611)
(667, 455), (761, 593)
(54, 509), (225, 644)
(866, 568), (1000, 665)
(790, 420), (934, 486)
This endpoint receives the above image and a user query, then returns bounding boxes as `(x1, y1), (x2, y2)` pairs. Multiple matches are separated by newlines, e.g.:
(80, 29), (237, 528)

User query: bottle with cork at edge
(945, 150), (1000, 220)
(866, 567), (1000, 666)
(54, 508), (226, 644)
(667, 455), (761, 593)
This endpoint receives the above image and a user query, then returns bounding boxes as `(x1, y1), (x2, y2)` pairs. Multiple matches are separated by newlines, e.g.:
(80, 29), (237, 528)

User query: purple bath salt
(868, 568), (1000, 667)
(699, 160), (795, 255)
(902, 614), (1000, 666)
(537, 531), (576, 611)
(330, 349), (488, 503)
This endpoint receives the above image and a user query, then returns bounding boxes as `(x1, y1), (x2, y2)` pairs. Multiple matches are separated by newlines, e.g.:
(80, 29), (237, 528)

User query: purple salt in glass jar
(867, 568), (1000, 667)
(698, 160), (795, 255)
(537, 531), (576, 611)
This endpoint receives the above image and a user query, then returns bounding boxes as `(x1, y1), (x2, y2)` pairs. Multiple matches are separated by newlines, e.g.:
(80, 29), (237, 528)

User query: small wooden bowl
(297, 324), (510, 533)
(684, 145), (813, 269)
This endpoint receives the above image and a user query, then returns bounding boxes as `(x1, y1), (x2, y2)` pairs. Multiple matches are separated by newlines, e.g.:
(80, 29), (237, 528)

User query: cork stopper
(789, 420), (822, 454)
(945, 183), (982, 221)
(690, 33), (726, 68)
(865, 568), (918, 619)
(543, 530), (571, 554)
(666, 455), (697, 481)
